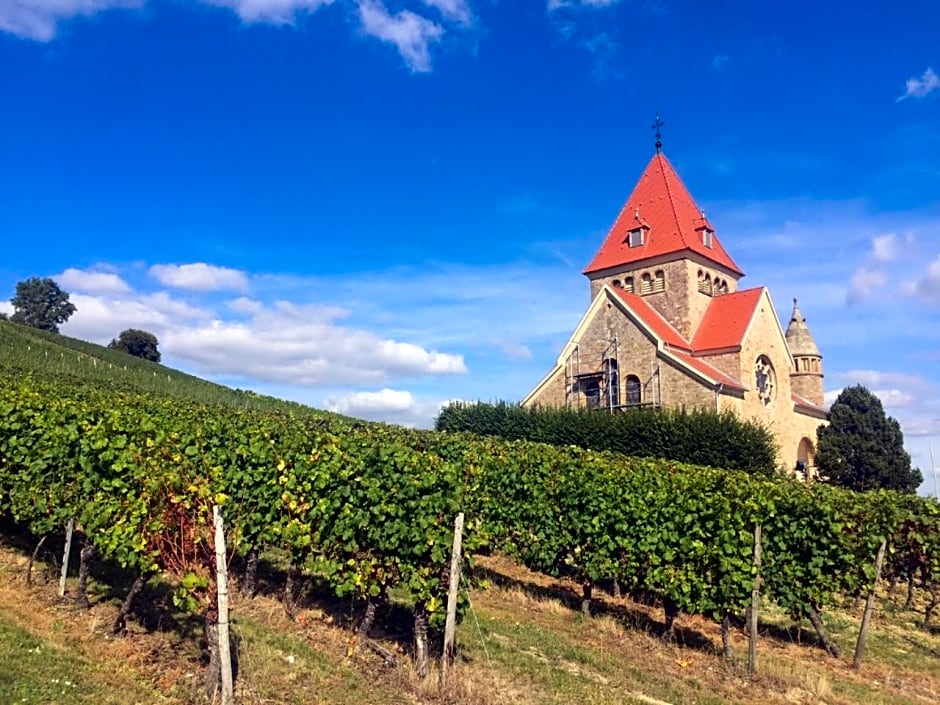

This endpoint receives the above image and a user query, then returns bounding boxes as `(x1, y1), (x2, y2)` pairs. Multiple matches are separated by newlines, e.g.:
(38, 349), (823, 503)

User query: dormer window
(627, 227), (645, 248)
(702, 229), (714, 248)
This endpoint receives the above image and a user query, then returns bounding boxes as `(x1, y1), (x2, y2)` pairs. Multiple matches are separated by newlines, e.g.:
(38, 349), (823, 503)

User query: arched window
(697, 269), (708, 294)
(604, 358), (619, 408)
(754, 355), (776, 406)
(652, 270), (665, 293)
(704, 274), (713, 295)
(612, 279), (622, 289)
(624, 277), (635, 293)
(640, 273), (653, 295)
(625, 375), (641, 406)
(583, 379), (601, 410)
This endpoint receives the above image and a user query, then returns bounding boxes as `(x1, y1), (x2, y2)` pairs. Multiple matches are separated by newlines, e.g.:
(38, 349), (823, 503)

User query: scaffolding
(564, 337), (662, 412)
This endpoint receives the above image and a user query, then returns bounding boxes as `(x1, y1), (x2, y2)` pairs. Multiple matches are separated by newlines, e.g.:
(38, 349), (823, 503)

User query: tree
(816, 385), (922, 493)
(10, 277), (77, 333)
(108, 329), (161, 363)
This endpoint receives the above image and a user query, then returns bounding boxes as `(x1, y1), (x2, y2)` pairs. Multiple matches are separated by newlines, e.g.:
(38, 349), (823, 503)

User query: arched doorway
(796, 437), (815, 480)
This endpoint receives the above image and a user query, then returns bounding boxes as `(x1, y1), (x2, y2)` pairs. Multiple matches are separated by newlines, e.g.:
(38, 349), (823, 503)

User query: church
(523, 139), (828, 475)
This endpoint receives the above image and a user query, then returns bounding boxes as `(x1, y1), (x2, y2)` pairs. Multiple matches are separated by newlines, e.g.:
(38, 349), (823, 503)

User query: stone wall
(588, 258), (741, 341)
(790, 363), (825, 407)
(525, 287), (829, 474)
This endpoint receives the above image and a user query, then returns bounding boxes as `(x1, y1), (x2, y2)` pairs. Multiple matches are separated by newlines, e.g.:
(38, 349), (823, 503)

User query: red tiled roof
(584, 153), (744, 276)
(609, 288), (746, 391)
(792, 392), (828, 415)
(611, 289), (690, 350)
(690, 288), (765, 351)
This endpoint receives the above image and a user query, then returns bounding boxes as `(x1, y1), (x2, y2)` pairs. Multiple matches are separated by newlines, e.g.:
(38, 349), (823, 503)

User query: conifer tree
(816, 385), (922, 492)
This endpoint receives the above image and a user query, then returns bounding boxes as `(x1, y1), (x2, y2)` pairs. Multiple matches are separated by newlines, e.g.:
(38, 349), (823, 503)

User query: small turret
(785, 298), (824, 406)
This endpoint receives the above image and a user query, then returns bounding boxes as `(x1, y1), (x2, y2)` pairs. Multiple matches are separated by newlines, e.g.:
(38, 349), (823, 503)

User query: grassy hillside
(0, 319), (337, 417)
(1, 542), (938, 705)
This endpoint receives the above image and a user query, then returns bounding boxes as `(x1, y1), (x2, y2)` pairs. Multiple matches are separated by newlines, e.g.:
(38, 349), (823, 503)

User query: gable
(737, 289), (795, 369)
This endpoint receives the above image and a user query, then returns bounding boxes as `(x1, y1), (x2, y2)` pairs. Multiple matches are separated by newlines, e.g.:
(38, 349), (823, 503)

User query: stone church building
(523, 147), (828, 475)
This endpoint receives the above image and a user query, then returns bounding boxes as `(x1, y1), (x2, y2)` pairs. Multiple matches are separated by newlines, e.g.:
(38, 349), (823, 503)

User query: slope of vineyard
(1, 319), (939, 705)
(0, 320), (343, 416)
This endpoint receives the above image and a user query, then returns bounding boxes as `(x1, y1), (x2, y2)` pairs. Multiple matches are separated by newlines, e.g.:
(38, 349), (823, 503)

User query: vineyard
(1, 319), (939, 704)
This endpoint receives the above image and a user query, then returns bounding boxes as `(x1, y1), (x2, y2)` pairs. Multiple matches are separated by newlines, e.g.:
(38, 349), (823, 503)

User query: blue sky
(1, 1), (939, 491)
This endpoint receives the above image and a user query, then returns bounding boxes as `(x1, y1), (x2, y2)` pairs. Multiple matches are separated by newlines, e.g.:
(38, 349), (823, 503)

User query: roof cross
(651, 113), (665, 153)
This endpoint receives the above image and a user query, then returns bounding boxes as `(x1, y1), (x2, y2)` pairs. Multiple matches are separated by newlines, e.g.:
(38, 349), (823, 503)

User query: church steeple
(582, 149), (746, 339)
(786, 298), (824, 406)
(582, 152), (744, 278)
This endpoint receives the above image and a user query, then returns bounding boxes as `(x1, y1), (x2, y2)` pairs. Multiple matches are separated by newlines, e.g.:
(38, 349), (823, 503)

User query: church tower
(581, 151), (745, 339)
(785, 298), (824, 406)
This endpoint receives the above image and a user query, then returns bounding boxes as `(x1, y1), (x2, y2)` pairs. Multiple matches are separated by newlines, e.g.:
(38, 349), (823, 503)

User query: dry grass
(1, 541), (939, 705)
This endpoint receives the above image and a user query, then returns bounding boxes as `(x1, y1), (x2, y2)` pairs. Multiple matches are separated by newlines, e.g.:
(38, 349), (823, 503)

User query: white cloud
(323, 387), (449, 427)
(846, 265), (886, 304)
(164, 303), (467, 385)
(547, 0), (620, 10)
(420, 0), (472, 25)
(0, 0), (140, 41)
(0, 0), (470, 74)
(140, 291), (211, 320)
(828, 370), (940, 440)
(227, 296), (265, 315)
(873, 388), (916, 410)
(356, 0), (443, 73)
(871, 233), (899, 262)
(61, 292), (197, 342)
(845, 231), (921, 303)
(0, 301), (12, 316)
(200, 0), (332, 25)
(910, 254), (940, 305)
(835, 370), (924, 389)
(56, 267), (132, 294)
(325, 387), (415, 414)
(61, 280), (468, 387)
(897, 67), (940, 101)
(149, 263), (249, 292)
(711, 53), (729, 70)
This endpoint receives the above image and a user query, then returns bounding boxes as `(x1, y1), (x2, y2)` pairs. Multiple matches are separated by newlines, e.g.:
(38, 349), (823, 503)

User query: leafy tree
(109, 329), (161, 363)
(10, 277), (77, 333)
(816, 385), (922, 493)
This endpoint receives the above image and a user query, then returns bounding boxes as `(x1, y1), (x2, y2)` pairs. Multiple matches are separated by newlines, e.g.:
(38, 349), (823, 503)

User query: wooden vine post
(748, 524), (762, 679)
(213, 505), (235, 705)
(440, 512), (465, 689)
(58, 518), (74, 597)
(853, 538), (887, 670)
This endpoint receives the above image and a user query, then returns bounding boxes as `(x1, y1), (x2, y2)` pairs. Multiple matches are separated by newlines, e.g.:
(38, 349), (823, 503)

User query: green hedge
(435, 401), (777, 476)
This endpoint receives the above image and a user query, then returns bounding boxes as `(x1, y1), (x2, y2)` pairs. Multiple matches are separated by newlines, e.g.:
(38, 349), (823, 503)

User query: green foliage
(0, 340), (938, 644)
(9, 277), (77, 333)
(108, 329), (161, 363)
(435, 401), (777, 475)
(817, 385), (923, 493)
(0, 319), (346, 416)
